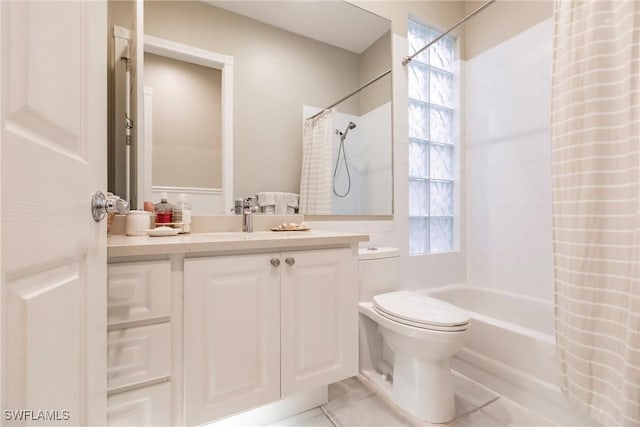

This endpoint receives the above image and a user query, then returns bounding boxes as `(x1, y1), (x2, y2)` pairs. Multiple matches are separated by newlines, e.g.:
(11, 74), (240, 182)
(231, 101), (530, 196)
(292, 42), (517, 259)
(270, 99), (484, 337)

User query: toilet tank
(358, 247), (399, 303)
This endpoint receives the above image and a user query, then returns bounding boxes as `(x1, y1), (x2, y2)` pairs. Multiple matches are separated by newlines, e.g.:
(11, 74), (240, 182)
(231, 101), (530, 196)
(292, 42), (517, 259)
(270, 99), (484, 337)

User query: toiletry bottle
(155, 192), (173, 225)
(173, 193), (192, 234)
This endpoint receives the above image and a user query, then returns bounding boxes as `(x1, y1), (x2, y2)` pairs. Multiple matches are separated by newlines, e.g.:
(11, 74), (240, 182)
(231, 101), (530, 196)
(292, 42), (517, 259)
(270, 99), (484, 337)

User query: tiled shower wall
(466, 19), (554, 301)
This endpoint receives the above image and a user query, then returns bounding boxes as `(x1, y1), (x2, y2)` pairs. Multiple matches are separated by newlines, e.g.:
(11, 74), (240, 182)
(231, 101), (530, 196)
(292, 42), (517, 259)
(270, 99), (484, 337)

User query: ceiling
(207, 1), (391, 54)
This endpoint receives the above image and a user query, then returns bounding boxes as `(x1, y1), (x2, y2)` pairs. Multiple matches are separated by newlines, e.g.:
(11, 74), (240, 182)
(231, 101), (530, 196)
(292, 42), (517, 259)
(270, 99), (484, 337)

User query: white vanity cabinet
(183, 247), (358, 425)
(107, 230), (367, 426)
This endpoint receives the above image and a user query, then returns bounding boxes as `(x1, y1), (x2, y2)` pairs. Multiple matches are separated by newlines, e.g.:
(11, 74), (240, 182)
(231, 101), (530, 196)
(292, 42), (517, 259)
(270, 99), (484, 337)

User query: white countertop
(108, 230), (369, 258)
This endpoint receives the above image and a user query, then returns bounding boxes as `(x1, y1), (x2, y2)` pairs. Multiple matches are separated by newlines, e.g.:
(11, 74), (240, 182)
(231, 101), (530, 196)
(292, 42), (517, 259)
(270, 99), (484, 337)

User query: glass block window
(408, 18), (456, 254)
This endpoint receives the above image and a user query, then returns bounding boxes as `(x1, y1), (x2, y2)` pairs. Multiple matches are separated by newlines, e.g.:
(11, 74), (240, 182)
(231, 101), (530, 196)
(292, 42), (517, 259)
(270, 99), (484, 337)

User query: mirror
(142, 34), (234, 214)
(139, 0), (392, 215)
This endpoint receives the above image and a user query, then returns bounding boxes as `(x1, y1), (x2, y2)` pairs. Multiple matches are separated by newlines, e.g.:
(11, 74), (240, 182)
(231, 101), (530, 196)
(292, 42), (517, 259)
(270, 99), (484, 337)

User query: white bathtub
(421, 284), (597, 426)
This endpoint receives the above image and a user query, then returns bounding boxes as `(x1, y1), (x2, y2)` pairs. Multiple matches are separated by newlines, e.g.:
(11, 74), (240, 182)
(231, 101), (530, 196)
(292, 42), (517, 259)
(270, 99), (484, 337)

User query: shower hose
(333, 134), (351, 197)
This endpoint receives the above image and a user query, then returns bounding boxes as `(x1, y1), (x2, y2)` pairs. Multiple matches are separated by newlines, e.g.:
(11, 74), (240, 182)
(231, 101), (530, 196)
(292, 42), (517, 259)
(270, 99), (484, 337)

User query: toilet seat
(373, 291), (469, 332)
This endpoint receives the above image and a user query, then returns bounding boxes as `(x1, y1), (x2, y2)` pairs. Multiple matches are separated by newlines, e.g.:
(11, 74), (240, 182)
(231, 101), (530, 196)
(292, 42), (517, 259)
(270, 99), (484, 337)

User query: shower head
(336, 122), (357, 138)
(342, 122), (356, 138)
(344, 122), (356, 139)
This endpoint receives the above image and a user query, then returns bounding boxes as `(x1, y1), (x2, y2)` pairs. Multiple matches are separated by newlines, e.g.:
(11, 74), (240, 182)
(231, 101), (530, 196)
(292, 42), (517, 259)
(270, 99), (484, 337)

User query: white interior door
(1, 1), (107, 425)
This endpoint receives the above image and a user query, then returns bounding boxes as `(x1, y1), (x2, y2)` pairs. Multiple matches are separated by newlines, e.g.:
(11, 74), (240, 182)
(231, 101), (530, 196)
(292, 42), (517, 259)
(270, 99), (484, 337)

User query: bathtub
(422, 284), (597, 426)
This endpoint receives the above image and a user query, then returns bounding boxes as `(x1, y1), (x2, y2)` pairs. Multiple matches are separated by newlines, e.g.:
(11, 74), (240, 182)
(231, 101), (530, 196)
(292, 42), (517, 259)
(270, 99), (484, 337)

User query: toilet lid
(373, 291), (469, 331)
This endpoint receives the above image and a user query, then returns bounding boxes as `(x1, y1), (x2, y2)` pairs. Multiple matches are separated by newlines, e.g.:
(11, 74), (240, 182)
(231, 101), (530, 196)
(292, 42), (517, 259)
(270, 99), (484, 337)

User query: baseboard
(206, 387), (328, 426)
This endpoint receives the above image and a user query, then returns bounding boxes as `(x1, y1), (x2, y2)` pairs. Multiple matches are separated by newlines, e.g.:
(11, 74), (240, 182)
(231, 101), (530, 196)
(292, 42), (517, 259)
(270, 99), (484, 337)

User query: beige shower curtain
(551, 1), (639, 425)
(299, 109), (334, 215)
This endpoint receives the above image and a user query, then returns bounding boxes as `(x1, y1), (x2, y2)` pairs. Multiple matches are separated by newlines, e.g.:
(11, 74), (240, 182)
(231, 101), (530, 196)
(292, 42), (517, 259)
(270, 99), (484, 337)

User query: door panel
(6, 1), (82, 156)
(184, 255), (280, 425)
(281, 248), (358, 396)
(4, 261), (84, 421)
(1, 1), (106, 424)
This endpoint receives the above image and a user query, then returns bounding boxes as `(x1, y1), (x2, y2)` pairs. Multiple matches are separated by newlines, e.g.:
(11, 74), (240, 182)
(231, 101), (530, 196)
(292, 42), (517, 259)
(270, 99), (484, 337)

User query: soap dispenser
(173, 193), (192, 233)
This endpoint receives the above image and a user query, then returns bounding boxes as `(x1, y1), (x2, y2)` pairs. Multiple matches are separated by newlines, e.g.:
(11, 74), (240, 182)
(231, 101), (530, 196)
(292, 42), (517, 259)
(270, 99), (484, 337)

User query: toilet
(358, 247), (470, 423)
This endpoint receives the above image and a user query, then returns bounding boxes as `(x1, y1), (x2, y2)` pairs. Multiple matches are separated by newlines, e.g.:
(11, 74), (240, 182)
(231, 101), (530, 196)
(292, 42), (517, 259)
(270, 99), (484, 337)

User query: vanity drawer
(107, 260), (171, 325)
(107, 323), (171, 391)
(107, 381), (171, 426)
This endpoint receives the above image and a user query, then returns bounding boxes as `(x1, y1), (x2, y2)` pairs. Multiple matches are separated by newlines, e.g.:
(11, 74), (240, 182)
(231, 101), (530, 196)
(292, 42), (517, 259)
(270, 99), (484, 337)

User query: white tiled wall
(466, 19), (554, 301)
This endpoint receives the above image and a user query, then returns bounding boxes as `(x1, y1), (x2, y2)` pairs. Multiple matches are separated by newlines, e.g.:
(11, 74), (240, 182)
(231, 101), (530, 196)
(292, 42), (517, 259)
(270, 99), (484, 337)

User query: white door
(1, 2), (107, 425)
(183, 254), (281, 426)
(280, 248), (358, 396)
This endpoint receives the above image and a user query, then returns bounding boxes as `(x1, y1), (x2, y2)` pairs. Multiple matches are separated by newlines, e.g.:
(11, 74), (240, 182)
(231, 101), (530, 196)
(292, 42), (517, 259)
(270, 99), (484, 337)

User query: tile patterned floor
(269, 374), (555, 427)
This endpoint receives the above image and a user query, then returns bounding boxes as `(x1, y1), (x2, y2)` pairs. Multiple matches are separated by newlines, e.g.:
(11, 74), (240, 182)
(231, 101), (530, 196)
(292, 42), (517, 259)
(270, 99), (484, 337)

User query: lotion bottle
(173, 193), (192, 233)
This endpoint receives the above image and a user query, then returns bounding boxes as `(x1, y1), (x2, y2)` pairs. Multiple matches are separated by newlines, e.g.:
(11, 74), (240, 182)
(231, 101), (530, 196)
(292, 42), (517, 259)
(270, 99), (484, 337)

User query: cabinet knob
(270, 258), (280, 268)
(285, 257), (295, 266)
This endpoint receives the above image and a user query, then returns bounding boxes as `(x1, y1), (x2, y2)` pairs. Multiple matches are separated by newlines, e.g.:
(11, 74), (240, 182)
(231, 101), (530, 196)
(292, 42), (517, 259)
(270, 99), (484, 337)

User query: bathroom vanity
(106, 230), (367, 426)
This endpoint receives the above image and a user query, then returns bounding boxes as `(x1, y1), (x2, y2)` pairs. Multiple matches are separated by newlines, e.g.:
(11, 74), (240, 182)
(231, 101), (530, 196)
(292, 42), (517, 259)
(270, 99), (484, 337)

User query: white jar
(125, 210), (152, 236)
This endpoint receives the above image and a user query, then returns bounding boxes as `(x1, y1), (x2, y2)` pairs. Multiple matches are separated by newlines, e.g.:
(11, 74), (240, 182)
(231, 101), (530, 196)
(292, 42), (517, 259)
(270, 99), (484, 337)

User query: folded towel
(255, 192), (299, 214)
(255, 192), (275, 207)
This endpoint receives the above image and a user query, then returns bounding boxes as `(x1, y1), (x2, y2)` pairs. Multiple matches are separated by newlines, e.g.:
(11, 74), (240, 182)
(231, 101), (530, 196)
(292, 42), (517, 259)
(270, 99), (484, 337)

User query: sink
(194, 231), (307, 241)
(192, 232), (260, 241)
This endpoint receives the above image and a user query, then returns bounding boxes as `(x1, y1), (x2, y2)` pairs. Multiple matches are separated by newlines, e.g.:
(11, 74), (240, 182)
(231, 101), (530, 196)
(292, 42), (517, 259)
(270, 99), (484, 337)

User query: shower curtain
(551, 1), (639, 425)
(299, 109), (334, 215)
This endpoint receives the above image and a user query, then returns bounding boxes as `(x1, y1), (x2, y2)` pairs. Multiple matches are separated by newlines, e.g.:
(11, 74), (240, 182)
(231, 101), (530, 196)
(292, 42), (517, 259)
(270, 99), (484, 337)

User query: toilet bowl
(358, 248), (469, 423)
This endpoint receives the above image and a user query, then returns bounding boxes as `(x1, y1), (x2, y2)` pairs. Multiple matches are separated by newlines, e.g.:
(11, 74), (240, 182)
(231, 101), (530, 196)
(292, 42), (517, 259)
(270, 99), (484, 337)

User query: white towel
(255, 192), (299, 214)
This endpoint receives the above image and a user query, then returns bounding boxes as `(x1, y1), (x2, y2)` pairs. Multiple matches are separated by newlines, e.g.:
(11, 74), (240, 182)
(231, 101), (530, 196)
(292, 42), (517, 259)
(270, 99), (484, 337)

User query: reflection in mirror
(145, 53), (221, 189)
(142, 35), (234, 214)
(142, 0), (392, 216)
(301, 67), (392, 215)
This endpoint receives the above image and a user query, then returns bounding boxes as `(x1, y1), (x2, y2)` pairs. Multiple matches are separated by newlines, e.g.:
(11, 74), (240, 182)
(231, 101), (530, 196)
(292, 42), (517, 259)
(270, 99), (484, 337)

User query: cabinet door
(107, 261), (171, 325)
(281, 248), (358, 396)
(107, 323), (171, 391)
(184, 254), (281, 426)
(107, 382), (171, 426)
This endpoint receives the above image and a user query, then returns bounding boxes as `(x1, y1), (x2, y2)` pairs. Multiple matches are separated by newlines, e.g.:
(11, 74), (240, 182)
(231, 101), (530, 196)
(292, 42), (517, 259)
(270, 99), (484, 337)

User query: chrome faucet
(242, 197), (256, 232)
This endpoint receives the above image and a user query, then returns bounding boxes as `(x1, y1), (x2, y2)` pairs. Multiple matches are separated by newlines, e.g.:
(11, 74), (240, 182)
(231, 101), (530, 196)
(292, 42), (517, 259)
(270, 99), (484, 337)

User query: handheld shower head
(336, 122), (357, 138)
(342, 122), (356, 138)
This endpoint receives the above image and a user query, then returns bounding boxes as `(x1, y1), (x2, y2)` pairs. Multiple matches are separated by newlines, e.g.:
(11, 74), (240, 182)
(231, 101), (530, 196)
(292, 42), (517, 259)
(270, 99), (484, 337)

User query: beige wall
(145, 53), (222, 189)
(359, 31), (392, 115)
(145, 1), (374, 199)
(464, 0), (553, 59)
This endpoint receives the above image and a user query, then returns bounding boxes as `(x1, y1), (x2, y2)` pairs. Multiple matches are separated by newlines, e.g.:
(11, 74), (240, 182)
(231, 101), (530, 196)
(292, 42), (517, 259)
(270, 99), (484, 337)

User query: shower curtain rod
(403, 0), (496, 65)
(306, 68), (391, 121)
(306, 0), (496, 121)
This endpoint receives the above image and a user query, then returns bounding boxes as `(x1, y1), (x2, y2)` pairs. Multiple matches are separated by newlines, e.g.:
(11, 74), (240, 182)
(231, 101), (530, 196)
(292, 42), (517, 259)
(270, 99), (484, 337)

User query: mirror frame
(140, 34), (234, 213)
